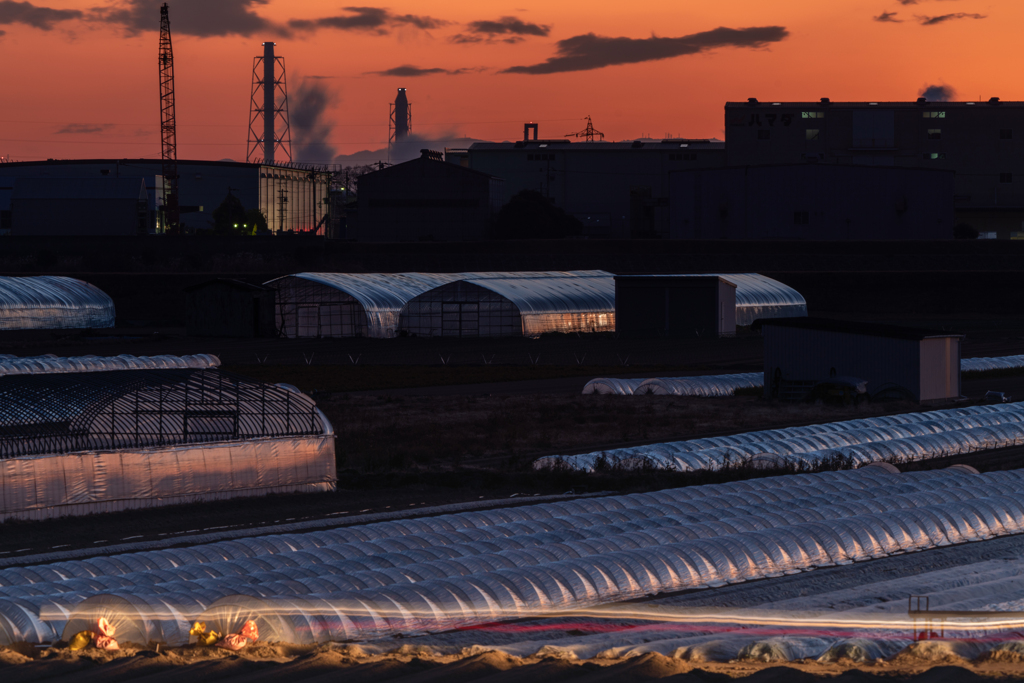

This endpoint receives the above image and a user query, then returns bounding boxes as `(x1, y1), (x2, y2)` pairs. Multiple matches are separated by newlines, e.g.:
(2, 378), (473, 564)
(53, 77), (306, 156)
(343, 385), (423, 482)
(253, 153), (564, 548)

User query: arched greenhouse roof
(0, 276), (115, 330)
(687, 274), (806, 326)
(2, 467), (1024, 645)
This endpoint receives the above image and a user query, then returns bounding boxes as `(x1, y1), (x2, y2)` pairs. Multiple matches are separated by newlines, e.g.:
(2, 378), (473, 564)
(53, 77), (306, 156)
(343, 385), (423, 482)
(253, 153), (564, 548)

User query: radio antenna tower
(247, 42), (292, 163)
(565, 115), (605, 142)
(158, 3), (180, 233)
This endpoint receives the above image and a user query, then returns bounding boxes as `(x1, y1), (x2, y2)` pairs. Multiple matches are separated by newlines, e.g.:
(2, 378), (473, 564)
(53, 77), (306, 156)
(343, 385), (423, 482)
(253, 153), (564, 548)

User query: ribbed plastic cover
(0, 276), (115, 330)
(0, 467), (1020, 645)
(0, 354), (220, 377)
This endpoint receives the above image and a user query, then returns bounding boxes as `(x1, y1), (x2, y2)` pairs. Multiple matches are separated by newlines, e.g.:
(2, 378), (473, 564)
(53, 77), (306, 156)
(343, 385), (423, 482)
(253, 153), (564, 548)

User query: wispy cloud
(56, 123), (113, 134)
(368, 65), (478, 77)
(288, 7), (448, 35)
(503, 26), (789, 75)
(451, 16), (550, 44)
(874, 11), (903, 22)
(0, 0), (81, 30)
(918, 12), (986, 25)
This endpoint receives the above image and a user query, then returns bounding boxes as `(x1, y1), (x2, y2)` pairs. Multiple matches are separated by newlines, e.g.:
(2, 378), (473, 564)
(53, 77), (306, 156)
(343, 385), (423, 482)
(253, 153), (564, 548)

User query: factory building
(353, 150), (503, 241)
(670, 164), (954, 240)
(726, 99), (1024, 237)
(0, 159), (329, 235)
(463, 126), (726, 238)
(762, 317), (962, 403)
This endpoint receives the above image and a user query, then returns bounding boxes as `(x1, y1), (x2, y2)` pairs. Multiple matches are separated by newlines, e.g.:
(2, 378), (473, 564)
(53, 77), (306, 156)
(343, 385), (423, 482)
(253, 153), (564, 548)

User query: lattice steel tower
(247, 42), (292, 163)
(388, 88), (411, 160)
(158, 3), (180, 233)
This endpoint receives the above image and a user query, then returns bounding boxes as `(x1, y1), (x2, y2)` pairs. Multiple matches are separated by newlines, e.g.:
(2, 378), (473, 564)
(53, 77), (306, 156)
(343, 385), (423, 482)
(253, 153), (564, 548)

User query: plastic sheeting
(0, 354), (220, 377)
(962, 355), (1024, 372)
(453, 273), (615, 337)
(583, 354), (1024, 397)
(3, 467), (1024, 645)
(0, 433), (337, 522)
(537, 402), (1024, 472)
(0, 276), (115, 330)
(268, 273), (464, 339)
(270, 271), (805, 338)
(696, 274), (806, 326)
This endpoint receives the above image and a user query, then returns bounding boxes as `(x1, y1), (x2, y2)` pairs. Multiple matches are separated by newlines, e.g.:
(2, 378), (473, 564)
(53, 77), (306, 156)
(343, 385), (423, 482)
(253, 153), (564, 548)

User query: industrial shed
(184, 279), (276, 337)
(399, 271), (615, 337)
(762, 318), (962, 403)
(0, 354), (335, 521)
(266, 272), (463, 338)
(615, 275), (736, 337)
(0, 276), (115, 330)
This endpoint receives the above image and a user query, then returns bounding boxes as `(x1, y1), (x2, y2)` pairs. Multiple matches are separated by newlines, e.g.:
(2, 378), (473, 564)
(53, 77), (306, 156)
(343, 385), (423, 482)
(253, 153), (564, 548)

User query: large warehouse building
(0, 159), (330, 234)
(460, 131), (726, 239)
(0, 354), (336, 521)
(726, 99), (1024, 237)
(670, 164), (954, 240)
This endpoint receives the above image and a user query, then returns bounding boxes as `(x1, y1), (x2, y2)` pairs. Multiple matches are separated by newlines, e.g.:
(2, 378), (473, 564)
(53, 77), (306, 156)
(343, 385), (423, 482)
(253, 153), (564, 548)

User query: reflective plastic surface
(0, 276), (114, 330)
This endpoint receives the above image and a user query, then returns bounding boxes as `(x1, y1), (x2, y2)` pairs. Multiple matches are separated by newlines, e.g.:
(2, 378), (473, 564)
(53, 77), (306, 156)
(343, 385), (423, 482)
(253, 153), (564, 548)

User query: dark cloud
(291, 77), (338, 164)
(0, 0), (82, 30)
(288, 7), (447, 34)
(874, 11), (902, 22)
(918, 12), (986, 25)
(368, 65), (479, 77)
(95, 0), (281, 37)
(451, 16), (549, 43)
(920, 84), (955, 101)
(503, 26), (788, 75)
(56, 123), (113, 134)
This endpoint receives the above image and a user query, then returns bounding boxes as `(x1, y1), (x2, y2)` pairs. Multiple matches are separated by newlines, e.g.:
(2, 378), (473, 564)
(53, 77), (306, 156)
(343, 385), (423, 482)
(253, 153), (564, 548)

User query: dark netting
(0, 368), (325, 458)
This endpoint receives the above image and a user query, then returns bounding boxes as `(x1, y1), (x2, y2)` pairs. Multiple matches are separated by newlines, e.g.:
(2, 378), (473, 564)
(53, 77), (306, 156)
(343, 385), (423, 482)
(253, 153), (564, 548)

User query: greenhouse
(266, 272), (462, 339)
(701, 273), (806, 326)
(0, 354), (336, 521)
(537, 402), (1024, 472)
(0, 276), (115, 330)
(399, 271), (615, 337)
(0, 467), (1023, 645)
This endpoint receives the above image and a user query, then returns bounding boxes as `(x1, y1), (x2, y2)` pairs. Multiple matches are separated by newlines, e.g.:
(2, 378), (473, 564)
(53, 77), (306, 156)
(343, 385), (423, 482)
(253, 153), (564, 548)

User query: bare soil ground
(2, 642), (1023, 682)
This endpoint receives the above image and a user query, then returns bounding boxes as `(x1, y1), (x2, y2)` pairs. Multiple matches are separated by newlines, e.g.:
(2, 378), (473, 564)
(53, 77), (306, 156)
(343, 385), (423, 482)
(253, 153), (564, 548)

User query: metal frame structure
(400, 281), (523, 337)
(158, 3), (180, 233)
(0, 368), (324, 459)
(247, 46), (292, 164)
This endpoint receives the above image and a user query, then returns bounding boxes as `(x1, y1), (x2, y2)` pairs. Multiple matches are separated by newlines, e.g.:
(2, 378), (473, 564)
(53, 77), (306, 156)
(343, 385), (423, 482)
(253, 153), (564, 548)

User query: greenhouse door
(441, 303), (479, 337)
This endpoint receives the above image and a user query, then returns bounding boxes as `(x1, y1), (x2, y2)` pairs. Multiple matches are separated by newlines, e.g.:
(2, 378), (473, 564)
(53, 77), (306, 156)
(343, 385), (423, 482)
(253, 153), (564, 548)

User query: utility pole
(158, 3), (180, 234)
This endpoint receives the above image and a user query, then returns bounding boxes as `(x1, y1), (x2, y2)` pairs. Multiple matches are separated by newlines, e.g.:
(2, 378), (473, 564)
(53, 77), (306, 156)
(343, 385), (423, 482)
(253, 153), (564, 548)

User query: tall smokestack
(263, 42), (276, 163)
(394, 88), (409, 140)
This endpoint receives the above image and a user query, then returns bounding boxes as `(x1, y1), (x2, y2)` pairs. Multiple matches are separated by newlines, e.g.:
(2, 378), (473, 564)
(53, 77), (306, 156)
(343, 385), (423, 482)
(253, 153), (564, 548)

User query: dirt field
(2, 642), (1022, 682)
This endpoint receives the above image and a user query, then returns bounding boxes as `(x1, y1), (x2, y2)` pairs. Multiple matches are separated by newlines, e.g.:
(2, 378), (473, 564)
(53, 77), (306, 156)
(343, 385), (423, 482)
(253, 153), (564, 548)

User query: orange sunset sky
(0, 0), (1012, 164)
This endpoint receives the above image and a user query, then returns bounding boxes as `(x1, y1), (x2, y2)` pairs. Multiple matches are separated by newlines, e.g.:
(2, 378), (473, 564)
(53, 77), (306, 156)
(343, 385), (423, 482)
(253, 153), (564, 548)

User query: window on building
(801, 112), (825, 119)
(794, 211), (810, 225)
(927, 129), (942, 140)
(1001, 129), (1014, 140)
(1001, 172), (1013, 183)
(757, 129), (771, 140)
(806, 129), (820, 141)
(922, 111), (946, 119)
(924, 152), (946, 160)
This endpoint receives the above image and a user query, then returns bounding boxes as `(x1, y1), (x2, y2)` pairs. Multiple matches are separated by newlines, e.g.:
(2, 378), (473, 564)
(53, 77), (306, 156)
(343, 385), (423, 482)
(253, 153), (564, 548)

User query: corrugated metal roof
(11, 177), (147, 201)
